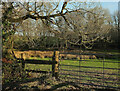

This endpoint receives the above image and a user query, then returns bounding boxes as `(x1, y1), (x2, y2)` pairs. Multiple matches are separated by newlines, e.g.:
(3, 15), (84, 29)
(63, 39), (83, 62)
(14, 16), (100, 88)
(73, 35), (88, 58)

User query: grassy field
(25, 57), (119, 71)
(24, 57), (119, 89)
(25, 57), (52, 71)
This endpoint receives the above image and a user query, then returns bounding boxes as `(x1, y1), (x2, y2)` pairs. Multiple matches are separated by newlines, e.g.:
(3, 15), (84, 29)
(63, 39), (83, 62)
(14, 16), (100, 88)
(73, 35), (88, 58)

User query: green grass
(25, 57), (119, 74)
(24, 57), (119, 88)
(59, 59), (119, 88)
(60, 59), (119, 68)
(25, 57), (52, 71)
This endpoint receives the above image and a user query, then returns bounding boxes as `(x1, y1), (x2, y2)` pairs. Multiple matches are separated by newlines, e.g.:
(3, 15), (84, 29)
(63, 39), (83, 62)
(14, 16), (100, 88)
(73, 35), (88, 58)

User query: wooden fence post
(52, 51), (59, 79)
(21, 53), (25, 71)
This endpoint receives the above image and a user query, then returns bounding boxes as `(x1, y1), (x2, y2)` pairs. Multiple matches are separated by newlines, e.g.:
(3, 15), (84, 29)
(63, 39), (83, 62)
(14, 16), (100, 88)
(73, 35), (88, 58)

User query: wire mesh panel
(59, 52), (120, 90)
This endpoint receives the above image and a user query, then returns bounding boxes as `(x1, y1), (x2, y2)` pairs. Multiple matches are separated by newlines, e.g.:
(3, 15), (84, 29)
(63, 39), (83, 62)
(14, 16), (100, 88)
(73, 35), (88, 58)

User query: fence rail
(22, 59), (57, 65)
(18, 51), (59, 79)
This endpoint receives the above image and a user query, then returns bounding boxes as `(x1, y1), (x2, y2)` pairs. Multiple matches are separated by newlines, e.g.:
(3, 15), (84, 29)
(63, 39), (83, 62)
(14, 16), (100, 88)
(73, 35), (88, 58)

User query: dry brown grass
(13, 51), (54, 59)
(14, 51), (97, 60)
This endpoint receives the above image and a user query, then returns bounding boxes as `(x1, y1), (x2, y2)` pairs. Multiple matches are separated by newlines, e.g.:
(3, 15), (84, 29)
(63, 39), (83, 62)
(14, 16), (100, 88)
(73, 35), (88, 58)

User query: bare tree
(108, 11), (119, 46)
(2, 1), (112, 49)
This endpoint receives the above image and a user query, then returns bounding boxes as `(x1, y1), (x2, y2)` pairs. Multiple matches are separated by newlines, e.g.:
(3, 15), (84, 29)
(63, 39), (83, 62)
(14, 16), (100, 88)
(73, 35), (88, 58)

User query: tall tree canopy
(2, 1), (112, 49)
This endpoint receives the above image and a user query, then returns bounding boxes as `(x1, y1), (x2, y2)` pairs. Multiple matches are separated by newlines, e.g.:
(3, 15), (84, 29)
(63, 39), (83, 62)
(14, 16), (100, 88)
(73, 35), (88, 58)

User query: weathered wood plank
(24, 59), (57, 65)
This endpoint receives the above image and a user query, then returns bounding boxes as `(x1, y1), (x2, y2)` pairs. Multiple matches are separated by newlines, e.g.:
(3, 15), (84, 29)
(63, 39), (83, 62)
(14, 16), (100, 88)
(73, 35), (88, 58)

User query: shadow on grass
(46, 81), (117, 91)
(2, 74), (49, 91)
(2, 69), (118, 91)
(47, 81), (86, 91)
(2, 78), (118, 91)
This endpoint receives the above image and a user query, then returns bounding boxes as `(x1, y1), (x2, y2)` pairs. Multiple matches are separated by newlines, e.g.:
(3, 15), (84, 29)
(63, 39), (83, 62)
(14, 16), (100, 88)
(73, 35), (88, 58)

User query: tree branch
(60, 2), (68, 14)
(7, 7), (98, 23)
(49, 2), (59, 15)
